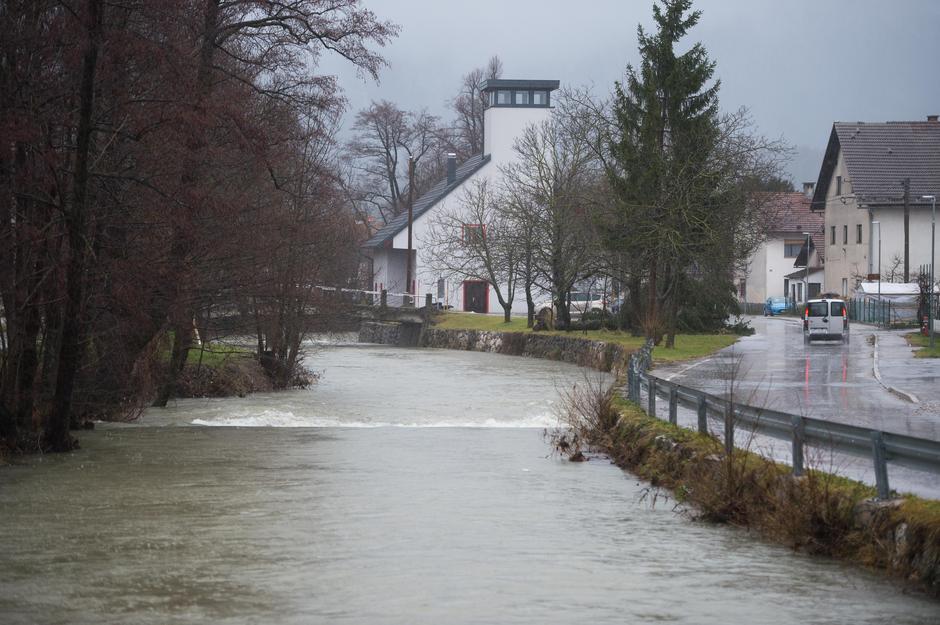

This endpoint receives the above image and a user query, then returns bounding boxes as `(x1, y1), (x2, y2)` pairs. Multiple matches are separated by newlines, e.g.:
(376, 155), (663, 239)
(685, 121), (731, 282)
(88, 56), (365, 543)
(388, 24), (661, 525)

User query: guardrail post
(724, 402), (734, 455)
(791, 415), (805, 477)
(425, 293), (432, 308)
(870, 432), (890, 500)
(697, 394), (707, 434)
(647, 378), (656, 418)
(668, 387), (678, 425)
(380, 289), (387, 308)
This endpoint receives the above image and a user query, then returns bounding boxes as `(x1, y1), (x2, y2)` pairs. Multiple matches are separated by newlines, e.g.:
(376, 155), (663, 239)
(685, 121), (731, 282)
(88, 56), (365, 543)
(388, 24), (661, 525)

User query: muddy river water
(1, 343), (937, 623)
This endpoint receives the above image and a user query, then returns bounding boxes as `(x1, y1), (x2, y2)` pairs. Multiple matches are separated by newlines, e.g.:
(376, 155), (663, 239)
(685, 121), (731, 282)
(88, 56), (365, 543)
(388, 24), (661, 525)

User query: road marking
(663, 357), (713, 382)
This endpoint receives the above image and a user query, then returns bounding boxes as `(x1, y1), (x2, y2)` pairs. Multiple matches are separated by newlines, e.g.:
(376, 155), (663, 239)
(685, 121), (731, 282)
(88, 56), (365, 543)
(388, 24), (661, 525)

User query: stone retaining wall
(421, 328), (633, 377)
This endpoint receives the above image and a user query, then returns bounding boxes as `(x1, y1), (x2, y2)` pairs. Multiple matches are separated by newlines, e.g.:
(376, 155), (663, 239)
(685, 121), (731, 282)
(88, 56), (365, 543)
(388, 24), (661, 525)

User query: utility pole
(803, 232), (810, 303)
(405, 156), (415, 306)
(903, 178), (910, 282)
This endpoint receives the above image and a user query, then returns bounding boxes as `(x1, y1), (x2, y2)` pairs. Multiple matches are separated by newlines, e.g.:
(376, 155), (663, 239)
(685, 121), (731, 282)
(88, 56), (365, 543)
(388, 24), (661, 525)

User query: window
(462, 223), (485, 243)
(533, 90), (548, 105)
(831, 226), (836, 245)
(783, 240), (804, 258)
(808, 302), (828, 316)
(514, 90), (529, 105)
(856, 224), (863, 244)
(497, 90), (511, 105)
(831, 302), (846, 316)
(487, 91), (495, 106)
(437, 278), (445, 299)
(843, 224), (848, 245)
(836, 175), (842, 196)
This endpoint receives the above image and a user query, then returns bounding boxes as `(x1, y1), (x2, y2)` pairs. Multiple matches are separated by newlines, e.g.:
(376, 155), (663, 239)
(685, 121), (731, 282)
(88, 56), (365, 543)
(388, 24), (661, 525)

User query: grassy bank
(557, 391), (940, 596)
(906, 332), (940, 358)
(433, 312), (738, 362)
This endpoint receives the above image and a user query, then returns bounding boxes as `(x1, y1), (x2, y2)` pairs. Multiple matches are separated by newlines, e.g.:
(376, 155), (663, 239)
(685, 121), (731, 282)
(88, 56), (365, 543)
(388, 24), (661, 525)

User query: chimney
(928, 114), (939, 123)
(803, 182), (815, 198)
(446, 153), (457, 185)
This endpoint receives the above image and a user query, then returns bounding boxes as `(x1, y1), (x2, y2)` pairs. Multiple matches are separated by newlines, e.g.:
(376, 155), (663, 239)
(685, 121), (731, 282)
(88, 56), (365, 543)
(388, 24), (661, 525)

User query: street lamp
(872, 221), (881, 326)
(923, 195), (936, 348)
(802, 232), (810, 303)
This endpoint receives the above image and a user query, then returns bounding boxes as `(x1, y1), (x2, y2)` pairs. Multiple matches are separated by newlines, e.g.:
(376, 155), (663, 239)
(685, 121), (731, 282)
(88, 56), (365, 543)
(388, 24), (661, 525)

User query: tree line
(0, 0), (397, 453)
(422, 0), (791, 340)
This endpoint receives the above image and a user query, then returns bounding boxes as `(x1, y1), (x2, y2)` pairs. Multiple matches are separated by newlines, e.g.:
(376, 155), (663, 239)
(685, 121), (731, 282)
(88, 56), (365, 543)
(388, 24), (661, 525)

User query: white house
(738, 189), (824, 305)
(362, 79), (560, 314)
(810, 116), (940, 296)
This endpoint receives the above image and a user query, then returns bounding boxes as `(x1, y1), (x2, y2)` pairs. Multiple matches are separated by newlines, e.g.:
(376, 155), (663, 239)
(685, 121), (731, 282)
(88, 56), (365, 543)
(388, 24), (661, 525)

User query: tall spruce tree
(607, 0), (720, 345)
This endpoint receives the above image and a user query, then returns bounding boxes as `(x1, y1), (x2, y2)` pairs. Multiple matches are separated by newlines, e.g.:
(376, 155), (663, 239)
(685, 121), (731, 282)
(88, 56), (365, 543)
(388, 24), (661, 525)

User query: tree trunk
(47, 0), (104, 451)
(525, 285), (535, 328)
(645, 258), (659, 342)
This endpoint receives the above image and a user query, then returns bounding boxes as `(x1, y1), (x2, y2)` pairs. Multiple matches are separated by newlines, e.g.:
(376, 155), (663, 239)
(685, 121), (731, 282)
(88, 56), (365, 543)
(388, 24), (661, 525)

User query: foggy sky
(318, 0), (940, 185)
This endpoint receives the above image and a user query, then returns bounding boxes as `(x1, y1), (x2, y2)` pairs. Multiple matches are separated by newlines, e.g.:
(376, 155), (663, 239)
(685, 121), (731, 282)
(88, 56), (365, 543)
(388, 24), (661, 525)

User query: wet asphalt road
(653, 316), (940, 498)
(656, 315), (940, 441)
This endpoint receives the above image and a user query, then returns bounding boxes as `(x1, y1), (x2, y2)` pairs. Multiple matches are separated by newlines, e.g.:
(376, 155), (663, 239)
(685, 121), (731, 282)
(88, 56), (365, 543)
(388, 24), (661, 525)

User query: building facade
(362, 79), (560, 314)
(739, 190), (824, 305)
(811, 117), (940, 296)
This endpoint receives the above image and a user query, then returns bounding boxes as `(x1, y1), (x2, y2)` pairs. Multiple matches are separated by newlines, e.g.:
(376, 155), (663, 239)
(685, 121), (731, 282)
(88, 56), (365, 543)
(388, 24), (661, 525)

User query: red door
(463, 281), (488, 313)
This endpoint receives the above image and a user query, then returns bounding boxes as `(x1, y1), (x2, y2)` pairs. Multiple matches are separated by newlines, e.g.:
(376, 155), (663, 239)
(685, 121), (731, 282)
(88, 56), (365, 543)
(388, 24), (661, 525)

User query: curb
(871, 334), (919, 404)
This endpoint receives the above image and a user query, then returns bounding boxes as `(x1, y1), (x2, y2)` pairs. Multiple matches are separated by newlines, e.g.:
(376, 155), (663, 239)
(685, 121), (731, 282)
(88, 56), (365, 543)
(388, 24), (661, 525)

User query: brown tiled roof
(762, 192), (826, 262)
(811, 119), (940, 208)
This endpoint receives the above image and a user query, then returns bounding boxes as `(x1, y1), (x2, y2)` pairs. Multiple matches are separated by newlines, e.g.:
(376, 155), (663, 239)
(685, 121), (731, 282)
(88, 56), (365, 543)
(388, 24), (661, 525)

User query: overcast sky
(318, 0), (940, 185)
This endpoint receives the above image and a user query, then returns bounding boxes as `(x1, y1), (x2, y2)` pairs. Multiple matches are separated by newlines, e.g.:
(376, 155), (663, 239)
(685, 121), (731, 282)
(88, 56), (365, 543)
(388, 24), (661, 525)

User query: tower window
(533, 90), (548, 105)
(514, 91), (529, 105)
(497, 90), (511, 105)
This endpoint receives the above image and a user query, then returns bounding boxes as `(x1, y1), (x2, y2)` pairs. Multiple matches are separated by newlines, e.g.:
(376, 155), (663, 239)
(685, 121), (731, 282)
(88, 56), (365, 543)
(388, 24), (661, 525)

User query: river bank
(414, 325), (940, 598)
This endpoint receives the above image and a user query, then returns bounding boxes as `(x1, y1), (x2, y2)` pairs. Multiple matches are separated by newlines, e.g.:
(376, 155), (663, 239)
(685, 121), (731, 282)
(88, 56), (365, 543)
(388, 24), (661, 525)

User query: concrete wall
(484, 105), (553, 168)
(421, 327), (633, 377)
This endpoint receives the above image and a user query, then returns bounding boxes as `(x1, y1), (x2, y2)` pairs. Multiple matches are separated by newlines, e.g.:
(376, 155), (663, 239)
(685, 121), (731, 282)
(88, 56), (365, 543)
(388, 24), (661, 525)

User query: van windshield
(807, 302), (828, 316)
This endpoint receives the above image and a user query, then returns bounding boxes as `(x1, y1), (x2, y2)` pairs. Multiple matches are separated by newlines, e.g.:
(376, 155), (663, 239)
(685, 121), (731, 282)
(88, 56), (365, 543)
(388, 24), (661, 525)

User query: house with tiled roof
(810, 116), (940, 296)
(362, 79), (559, 313)
(738, 189), (825, 306)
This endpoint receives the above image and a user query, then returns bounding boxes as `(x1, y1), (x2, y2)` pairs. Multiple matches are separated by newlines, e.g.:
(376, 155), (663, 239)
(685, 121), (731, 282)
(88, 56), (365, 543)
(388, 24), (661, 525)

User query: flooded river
(1, 344), (937, 623)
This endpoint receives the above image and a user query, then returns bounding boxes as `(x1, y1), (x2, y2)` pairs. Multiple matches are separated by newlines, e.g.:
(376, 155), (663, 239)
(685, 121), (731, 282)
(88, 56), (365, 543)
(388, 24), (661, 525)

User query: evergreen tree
(606, 0), (720, 345)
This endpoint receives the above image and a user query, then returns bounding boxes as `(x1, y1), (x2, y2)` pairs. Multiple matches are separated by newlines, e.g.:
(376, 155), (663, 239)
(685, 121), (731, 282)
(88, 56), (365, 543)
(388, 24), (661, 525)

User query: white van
(803, 298), (849, 344)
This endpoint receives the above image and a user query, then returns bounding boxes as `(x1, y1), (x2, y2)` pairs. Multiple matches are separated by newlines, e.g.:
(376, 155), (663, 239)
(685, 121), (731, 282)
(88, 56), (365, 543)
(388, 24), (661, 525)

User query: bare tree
(346, 102), (445, 223)
(451, 55), (502, 158)
(501, 116), (602, 328)
(423, 180), (521, 322)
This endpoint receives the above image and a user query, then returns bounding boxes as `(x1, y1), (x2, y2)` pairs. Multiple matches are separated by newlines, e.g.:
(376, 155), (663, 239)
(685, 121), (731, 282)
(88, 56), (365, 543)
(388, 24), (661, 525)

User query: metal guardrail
(626, 368), (940, 499)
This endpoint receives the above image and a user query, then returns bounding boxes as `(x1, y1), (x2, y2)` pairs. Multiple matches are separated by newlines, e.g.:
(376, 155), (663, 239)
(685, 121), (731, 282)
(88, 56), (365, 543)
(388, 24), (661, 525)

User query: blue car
(763, 296), (790, 316)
